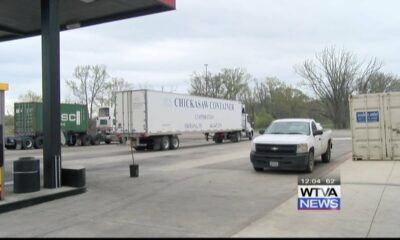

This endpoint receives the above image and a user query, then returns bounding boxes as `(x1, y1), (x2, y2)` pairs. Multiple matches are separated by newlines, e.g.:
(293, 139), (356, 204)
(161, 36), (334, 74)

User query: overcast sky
(1, 0), (400, 113)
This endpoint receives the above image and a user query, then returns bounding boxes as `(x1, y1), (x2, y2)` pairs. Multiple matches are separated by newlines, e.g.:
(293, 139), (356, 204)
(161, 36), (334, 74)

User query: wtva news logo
(298, 174), (341, 210)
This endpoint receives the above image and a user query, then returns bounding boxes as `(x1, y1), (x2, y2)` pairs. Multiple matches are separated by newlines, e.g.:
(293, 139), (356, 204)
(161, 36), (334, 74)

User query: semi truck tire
(230, 132), (240, 143)
(91, 134), (101, 145)
(152, 138), (161, 151)
(169, 136), (179, 150)
(34, 136), (44, 149)
(119, 137), (127, 144)
(67, 134), (77, 146)
(160, 136), (170, 150)
(105, 139), (112, 144)
(236, 132), (241, 142)
(5, 144), (16, 150)
(22, 137), (34, 150)
(81, 134), (91, 146)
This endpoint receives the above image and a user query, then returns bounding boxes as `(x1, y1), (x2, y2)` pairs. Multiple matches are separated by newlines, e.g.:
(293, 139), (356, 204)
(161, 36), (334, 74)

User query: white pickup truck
(250, 118), (332, 173)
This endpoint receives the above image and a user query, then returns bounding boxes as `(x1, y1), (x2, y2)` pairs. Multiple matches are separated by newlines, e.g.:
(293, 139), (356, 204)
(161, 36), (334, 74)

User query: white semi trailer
(115, 90), (254, 151)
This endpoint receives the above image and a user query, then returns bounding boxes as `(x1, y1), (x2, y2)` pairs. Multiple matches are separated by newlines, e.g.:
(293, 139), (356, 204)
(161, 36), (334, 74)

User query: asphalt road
(1, 131), (352, 237)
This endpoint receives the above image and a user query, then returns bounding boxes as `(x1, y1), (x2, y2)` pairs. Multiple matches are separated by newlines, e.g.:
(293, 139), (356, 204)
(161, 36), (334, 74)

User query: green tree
(4, 114), (14, 136)
(253, 77), (310, 119)
(254, 110), (274, 129)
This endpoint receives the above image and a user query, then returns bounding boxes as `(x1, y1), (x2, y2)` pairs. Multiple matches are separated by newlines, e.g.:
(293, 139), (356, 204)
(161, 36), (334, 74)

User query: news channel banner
(298, 172), (341, 210)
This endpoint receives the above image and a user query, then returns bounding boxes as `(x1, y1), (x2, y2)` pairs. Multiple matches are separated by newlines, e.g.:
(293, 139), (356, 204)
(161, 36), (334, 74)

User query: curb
(0, 187), (87, 214)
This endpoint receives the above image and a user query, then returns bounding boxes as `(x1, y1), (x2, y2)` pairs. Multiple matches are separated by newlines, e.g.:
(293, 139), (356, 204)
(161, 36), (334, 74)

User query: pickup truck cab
(250, 118), (332, 173)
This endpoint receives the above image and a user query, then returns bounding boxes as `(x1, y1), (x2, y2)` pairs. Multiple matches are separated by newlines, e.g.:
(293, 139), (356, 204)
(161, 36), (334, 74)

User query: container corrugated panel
(384, 93), (400, 160)
(349, 92), (400, 161)
(15, 102), (41, 135)
(60, 103), (89, 133)
(14, 102), (88, 136)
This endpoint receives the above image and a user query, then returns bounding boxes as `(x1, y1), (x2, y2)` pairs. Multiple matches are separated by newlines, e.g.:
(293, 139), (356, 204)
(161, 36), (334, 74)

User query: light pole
(204, 64), (208, 96)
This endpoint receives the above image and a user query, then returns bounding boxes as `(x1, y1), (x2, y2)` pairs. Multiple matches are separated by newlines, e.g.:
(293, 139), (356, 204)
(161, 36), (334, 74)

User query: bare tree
(97, 77), (132, 117)
(220, 68), (251, 100)
(66, 64), (109, 120)
(355, 58), (384, 94)
(295, 46), (382, 128)
(357, 72), (400, 93)
(189, 67), (250, 100)
(18, 90), (42, 102)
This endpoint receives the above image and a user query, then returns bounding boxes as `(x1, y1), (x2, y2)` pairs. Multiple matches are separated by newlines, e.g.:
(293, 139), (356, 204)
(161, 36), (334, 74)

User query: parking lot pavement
(233, 159), (400, 238)
(3, 131), (398, 237)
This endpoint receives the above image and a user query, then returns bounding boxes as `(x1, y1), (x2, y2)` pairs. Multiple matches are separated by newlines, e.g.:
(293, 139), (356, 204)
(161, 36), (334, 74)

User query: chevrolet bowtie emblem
(271, 147), (279, 151)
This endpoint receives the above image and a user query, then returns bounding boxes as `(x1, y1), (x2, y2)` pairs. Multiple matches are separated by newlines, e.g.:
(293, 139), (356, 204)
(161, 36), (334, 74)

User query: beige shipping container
(349, 92), (400, 161)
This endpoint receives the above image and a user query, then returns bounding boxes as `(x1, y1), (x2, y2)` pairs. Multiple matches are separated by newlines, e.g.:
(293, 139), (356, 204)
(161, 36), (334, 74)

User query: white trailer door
(115, 91), (146, 134)
(350, 94), (386, 160)
(385, 93), (400, 160)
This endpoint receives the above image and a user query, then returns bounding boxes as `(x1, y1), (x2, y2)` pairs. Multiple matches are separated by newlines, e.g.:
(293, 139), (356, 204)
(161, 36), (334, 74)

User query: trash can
(13, 157), (40, 193)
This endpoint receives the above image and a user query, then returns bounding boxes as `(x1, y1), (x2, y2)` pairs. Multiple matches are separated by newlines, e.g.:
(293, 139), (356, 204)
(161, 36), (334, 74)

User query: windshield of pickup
(264, 121), (311, 135)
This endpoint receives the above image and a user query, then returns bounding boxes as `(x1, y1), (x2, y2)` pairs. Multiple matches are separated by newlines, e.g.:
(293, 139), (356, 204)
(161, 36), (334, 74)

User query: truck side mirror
(314, 130), (323, 136)
(259, 130), (265, 134)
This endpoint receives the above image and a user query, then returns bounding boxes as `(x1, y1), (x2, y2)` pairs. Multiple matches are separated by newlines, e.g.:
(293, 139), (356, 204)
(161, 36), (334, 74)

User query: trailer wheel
(81, 134), (91, 146)
(231, 132), (240, 143)
(237, 132), (241, 142)
(152, 138), (161, 151)
(22, 137), (34, 150)
(5, 145), (16, 150)
(67, 134), (77, 146)
(169, 136), (179, 150)
(160, 136), (170, 150)
(34, 136), (44, 149)
(91, 134), (101, 145)
(119, 137), (127, 144)
(134, 146), (146, 151)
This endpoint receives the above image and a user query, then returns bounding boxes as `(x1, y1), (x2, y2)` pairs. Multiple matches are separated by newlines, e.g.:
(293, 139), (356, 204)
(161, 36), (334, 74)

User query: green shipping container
(14, 102), (89, 136)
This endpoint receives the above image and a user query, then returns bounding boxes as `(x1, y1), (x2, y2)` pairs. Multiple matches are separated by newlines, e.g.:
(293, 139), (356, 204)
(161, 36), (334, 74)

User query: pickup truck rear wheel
(321, 142), (331, 163)
(305, 151), (314, 173)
